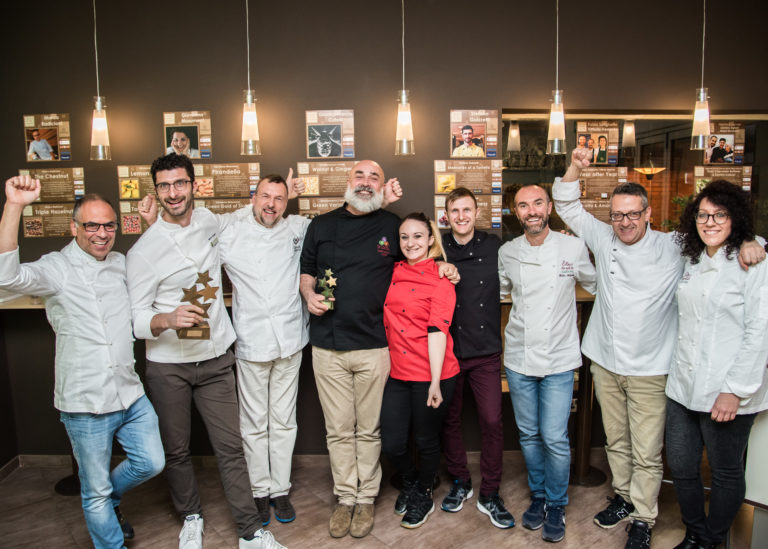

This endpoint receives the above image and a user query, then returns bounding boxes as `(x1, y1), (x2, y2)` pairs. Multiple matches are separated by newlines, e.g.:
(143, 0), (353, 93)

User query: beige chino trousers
(591, 363), (667, 527)
(312, 346), (390, 505)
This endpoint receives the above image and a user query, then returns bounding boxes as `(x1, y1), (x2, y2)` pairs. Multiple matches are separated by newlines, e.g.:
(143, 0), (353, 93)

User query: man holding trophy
(126, 153), (285, 549)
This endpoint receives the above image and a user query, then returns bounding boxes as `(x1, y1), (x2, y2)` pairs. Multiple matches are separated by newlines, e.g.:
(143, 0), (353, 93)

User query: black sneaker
(114, 506), (134, 540)
(594, 494), (635, 529)
(673, 529), (700, 549)
(440, 479), (473, 512)
(476, 493), (515, 529)
(254, 496), (270, 526)
(522, 497), (546, 530)
(395, 477), (417, 516)
(625, 520), (651, 549)
(271, 495), (296, 523)
(542, 504), (566, 543)
(400, 487), (435, 529)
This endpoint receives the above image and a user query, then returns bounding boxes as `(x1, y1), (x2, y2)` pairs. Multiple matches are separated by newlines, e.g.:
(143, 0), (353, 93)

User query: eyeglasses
(155, 179), (191, 192)
(609, 208), (647, 222)
(695, 212), (730, 225)
(79, 222), (118, 232)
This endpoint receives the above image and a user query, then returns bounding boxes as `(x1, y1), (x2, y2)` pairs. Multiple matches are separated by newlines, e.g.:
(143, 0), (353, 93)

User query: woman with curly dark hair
(666, 180), (768, 549)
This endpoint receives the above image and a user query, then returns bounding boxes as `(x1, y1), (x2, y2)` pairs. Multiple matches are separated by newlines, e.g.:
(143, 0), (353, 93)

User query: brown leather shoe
(349, 503), (375, 538)
(329, 503), (354, 538)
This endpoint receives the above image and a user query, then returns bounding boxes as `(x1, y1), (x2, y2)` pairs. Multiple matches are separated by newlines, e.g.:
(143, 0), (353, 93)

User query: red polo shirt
(383, 259), (460, 381)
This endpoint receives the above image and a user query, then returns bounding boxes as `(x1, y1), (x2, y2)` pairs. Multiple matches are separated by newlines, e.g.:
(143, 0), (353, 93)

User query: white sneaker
(179, 514), (204, 549)
(239, 528), (286, 549)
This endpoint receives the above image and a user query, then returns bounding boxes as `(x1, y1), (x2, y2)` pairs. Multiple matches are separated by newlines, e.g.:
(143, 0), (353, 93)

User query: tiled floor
(0, 451), (754, 548)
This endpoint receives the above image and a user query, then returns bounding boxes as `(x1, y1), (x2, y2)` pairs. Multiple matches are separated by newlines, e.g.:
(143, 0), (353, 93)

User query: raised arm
(552, 148), (611, 249)
(0, 175), (62, 297)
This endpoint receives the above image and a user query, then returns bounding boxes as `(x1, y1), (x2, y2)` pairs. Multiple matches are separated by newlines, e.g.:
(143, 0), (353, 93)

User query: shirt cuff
(133, 309), (159, 340)
(551, 177), (581, 201)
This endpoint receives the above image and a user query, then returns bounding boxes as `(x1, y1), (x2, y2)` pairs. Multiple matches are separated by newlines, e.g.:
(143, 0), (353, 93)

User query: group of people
(705, 135), (735, 164)
(576, 133), (609, 164)
(0, 147), (766, 549)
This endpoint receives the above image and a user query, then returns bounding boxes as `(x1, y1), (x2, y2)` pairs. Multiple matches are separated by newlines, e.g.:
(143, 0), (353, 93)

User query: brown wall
(0, 0), (766, 457)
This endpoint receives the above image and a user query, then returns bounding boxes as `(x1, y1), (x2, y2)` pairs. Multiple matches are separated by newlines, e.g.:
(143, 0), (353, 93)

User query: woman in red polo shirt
(381, 212), (460, 529)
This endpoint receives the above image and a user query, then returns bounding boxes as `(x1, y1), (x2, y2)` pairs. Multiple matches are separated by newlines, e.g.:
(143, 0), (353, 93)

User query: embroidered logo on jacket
(377, 236), (391, 256)
(559, 260), (574, 277)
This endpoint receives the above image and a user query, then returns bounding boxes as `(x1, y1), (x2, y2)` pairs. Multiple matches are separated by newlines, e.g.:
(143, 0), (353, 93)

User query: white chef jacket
(0, 240), (143, 414)
(126, 208), (237, 363)
(552, 178), (684, 376)
(499, 230), (597, 376)
(666, 247), (768, 414)
(219, 213), (310, 362)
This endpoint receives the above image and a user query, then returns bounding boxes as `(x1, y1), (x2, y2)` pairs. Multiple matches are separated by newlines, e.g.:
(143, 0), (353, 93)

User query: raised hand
(5, 175), (41, 206)
(382, 178), (403, 207)
(138, 195), (159, 225)
(286, 168), (306, 199)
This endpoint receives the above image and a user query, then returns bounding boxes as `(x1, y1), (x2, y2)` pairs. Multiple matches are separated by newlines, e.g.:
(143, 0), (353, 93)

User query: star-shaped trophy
(177, 271), (219, 339)
(318, 268), (337, 310)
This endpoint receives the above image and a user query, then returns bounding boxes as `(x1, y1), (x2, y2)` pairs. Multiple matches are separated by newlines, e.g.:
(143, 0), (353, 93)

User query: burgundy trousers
(440, 353), (504, 496)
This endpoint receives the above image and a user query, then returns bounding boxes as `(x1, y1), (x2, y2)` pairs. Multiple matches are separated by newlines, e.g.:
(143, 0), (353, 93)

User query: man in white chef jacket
(218, 173), (309, 526)
(498, 184), (596, 543)
(126, 153), (285, 549)
(0, 176), (165, 549)
(552, 148), (765, 549)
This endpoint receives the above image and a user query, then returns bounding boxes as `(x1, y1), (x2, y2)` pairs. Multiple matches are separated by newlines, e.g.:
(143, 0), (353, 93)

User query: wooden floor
(0, 451), (755, 548)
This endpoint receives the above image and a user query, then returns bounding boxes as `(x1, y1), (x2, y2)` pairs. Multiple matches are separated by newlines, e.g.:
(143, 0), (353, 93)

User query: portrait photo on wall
(165, 125), (201, 158)
(307, 124), (343, 159)
(704, 134), (736, 164)
(26, 127), (59, 161)
(451, 123), (486, 158)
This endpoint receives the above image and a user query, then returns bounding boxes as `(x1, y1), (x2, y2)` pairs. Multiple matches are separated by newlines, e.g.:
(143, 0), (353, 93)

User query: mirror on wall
(500, 116), (768, 243)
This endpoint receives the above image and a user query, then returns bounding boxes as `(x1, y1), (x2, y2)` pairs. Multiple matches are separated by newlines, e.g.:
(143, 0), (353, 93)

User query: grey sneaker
(542, 504), (566, 542)
(254, 496), (271, 526)
(522, 497), (546, 530)
(178, 514), (204, 549)
(270, 495), (295, 523)
(477, 493), (515, 529)
(440, 479), (473, 512)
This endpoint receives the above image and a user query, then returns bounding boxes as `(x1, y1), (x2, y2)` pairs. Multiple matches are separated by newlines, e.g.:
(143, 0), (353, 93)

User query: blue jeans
(506, 369), (574, 506)
(60, 395), (165, 549)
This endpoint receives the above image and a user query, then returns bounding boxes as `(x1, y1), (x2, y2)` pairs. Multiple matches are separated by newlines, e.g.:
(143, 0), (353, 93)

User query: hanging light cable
(394, 0), (414, 155)
(690, 0), (710, 150)
(241, 0), (261, 155)
(89, 0), (111, 161)
(546, 0), (565, 155)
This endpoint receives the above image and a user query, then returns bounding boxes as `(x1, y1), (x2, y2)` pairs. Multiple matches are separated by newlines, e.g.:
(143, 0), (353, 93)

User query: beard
(345, 185), (384, 214)
(521, 213), (549, 235)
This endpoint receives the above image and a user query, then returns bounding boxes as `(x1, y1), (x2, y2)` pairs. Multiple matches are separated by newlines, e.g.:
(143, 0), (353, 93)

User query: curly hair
(150, 153), (195, 184)
(675, 180), (754, 263)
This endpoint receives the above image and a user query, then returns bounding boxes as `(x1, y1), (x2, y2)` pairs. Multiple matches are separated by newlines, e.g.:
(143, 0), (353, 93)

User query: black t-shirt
(300, 206), (401, 350)
(442, 230), (502, 359)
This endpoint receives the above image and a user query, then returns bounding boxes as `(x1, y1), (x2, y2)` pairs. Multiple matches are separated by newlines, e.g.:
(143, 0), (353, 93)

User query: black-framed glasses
(609, 208), (647, 222)
(79, 222), (118, 233)
(155, 179), (191, 192)
(695, 212), (730, 225)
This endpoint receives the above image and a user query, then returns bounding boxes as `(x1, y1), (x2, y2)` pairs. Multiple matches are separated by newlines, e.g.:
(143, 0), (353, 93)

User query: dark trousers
(381, 375), (457, 490)
(441, 353), (504, 495)
(146, 350), (260, 538)
(665, 397), (756, 544)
